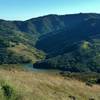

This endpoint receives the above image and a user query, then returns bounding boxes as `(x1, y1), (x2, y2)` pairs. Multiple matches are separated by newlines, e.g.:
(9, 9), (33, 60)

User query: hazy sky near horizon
(0, 0), (100, 20)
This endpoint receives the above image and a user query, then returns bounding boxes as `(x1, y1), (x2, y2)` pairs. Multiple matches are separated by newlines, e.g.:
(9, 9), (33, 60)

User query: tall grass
(0, 65), (99, 100)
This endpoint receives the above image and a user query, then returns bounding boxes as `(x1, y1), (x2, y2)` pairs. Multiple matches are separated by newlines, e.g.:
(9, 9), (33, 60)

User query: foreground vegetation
(0, 65), (100, 100)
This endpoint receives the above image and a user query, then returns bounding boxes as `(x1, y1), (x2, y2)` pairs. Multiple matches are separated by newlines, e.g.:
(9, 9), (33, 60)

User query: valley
(0, 13), (100, 100)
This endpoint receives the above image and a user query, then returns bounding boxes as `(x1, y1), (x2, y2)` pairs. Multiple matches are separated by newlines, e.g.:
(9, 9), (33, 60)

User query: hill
(34, 39), (100, 72)
(0, 19), (45, 64)
(34, 13), (100, 72)
(36, 13), (100, 56)
(0, 13), (100, 73)
(0, 65), (100, 100)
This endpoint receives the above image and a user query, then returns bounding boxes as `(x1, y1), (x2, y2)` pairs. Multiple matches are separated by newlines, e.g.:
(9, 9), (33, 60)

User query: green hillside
(34, 38), (100, 73)
(0, 13), (100, 73)
(0, 23), (45, 64)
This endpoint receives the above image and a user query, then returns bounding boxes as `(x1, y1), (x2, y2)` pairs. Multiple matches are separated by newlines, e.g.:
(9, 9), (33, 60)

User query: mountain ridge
(0, 13), (100, 72)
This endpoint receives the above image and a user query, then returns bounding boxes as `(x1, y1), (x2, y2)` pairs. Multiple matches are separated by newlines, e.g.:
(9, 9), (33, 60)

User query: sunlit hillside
(0, 65), (100, 100)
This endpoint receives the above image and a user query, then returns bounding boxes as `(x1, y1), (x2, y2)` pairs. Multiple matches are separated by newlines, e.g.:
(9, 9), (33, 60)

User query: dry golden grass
(0, 68), (100, 100)
(8, 43), (45, 63)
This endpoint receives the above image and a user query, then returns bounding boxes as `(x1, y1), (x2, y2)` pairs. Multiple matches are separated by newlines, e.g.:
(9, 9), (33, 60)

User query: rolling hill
(0, 13), (100, 73)
(0, 66), (100, 100)
(34, 13), (100, 72)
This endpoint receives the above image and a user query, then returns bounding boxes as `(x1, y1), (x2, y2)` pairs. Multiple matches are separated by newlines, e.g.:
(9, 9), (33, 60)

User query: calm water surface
(22, 63), (60, 74)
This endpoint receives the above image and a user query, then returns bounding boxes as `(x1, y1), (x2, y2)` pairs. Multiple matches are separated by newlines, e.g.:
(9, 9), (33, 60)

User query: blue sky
(0, 0), (100, 20)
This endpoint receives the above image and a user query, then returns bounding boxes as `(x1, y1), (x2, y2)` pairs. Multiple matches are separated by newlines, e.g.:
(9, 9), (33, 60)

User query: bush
(0, 81), (23, 100)
(86, 82), (93, 87)
(69, 95), (76, 100)
(2, 84), (14, 98)
(96, 78), (100, 84)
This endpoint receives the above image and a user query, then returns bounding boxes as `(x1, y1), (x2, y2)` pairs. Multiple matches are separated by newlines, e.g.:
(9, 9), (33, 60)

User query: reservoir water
(22, 63), (61, 74)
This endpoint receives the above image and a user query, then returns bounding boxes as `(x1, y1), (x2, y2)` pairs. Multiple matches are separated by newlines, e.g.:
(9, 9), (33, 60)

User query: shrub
(69, 95), (76, 100)
(86, 82), (93, 87)
(2, 84), (14, 98)
(0, 81), (22, 100)
(96, 78), (100, 84)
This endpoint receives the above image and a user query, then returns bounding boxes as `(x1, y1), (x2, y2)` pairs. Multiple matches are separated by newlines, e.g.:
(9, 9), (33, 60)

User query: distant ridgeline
(0, 13), (100, 72)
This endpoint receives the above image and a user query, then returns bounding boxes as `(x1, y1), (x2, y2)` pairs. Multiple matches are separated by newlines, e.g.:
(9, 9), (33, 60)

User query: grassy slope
(8, 43), (45, 63)
(0, 20), (46, 64)
(0, 65), (100, 100)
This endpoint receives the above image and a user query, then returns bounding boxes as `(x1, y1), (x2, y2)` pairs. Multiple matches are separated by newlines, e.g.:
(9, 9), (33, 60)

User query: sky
(0, 0), (100, 20)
